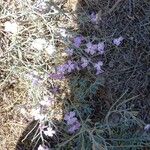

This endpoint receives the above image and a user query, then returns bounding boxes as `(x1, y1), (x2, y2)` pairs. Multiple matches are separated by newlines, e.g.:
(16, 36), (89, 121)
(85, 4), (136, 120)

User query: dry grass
(0, 0), (74, 149)
(0, 80), (28, 149)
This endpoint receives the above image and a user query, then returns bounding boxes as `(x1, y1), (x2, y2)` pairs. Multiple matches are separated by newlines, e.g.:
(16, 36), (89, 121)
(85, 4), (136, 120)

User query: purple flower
(96, 69), (103, 75)
(74, 62), (81, 71)
(113, 36), (124, 46)
(81, 57), (89, 68)
(66, 60), (75, 73)
(85, 42), (97, 55)
(65, 48), (73, 56)
(51, 86), (59, 94)
(97, 42), (105, 54)
(49, 73), (65, 79)
(67, 117), (77, 125)
(73, 36), (83, 48)
(57, 61), (75, 74)
(144, 124), (150, 131)
(57, 64), (67, 74)
(94, 61), (103, 70)
(64, 111), (81, 133)
(90, 12), (97, 23)
(64, 111), (75, 121)
(68, 121), (81, 133)
(94, 61), (104, 75)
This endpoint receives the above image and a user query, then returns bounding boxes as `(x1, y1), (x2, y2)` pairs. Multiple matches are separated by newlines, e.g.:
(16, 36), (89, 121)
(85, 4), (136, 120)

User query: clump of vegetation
(0, 0), (150, 150)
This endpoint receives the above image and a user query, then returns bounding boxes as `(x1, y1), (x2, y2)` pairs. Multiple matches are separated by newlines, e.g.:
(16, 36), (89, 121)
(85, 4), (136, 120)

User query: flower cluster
(64, 111), (81, 133)
(56, 34), (124, 77)
(84, 41), (105, 55)
(57, 59), (104, 75)
(70, 39), (104, 56)
(56, 35), (106, 75)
